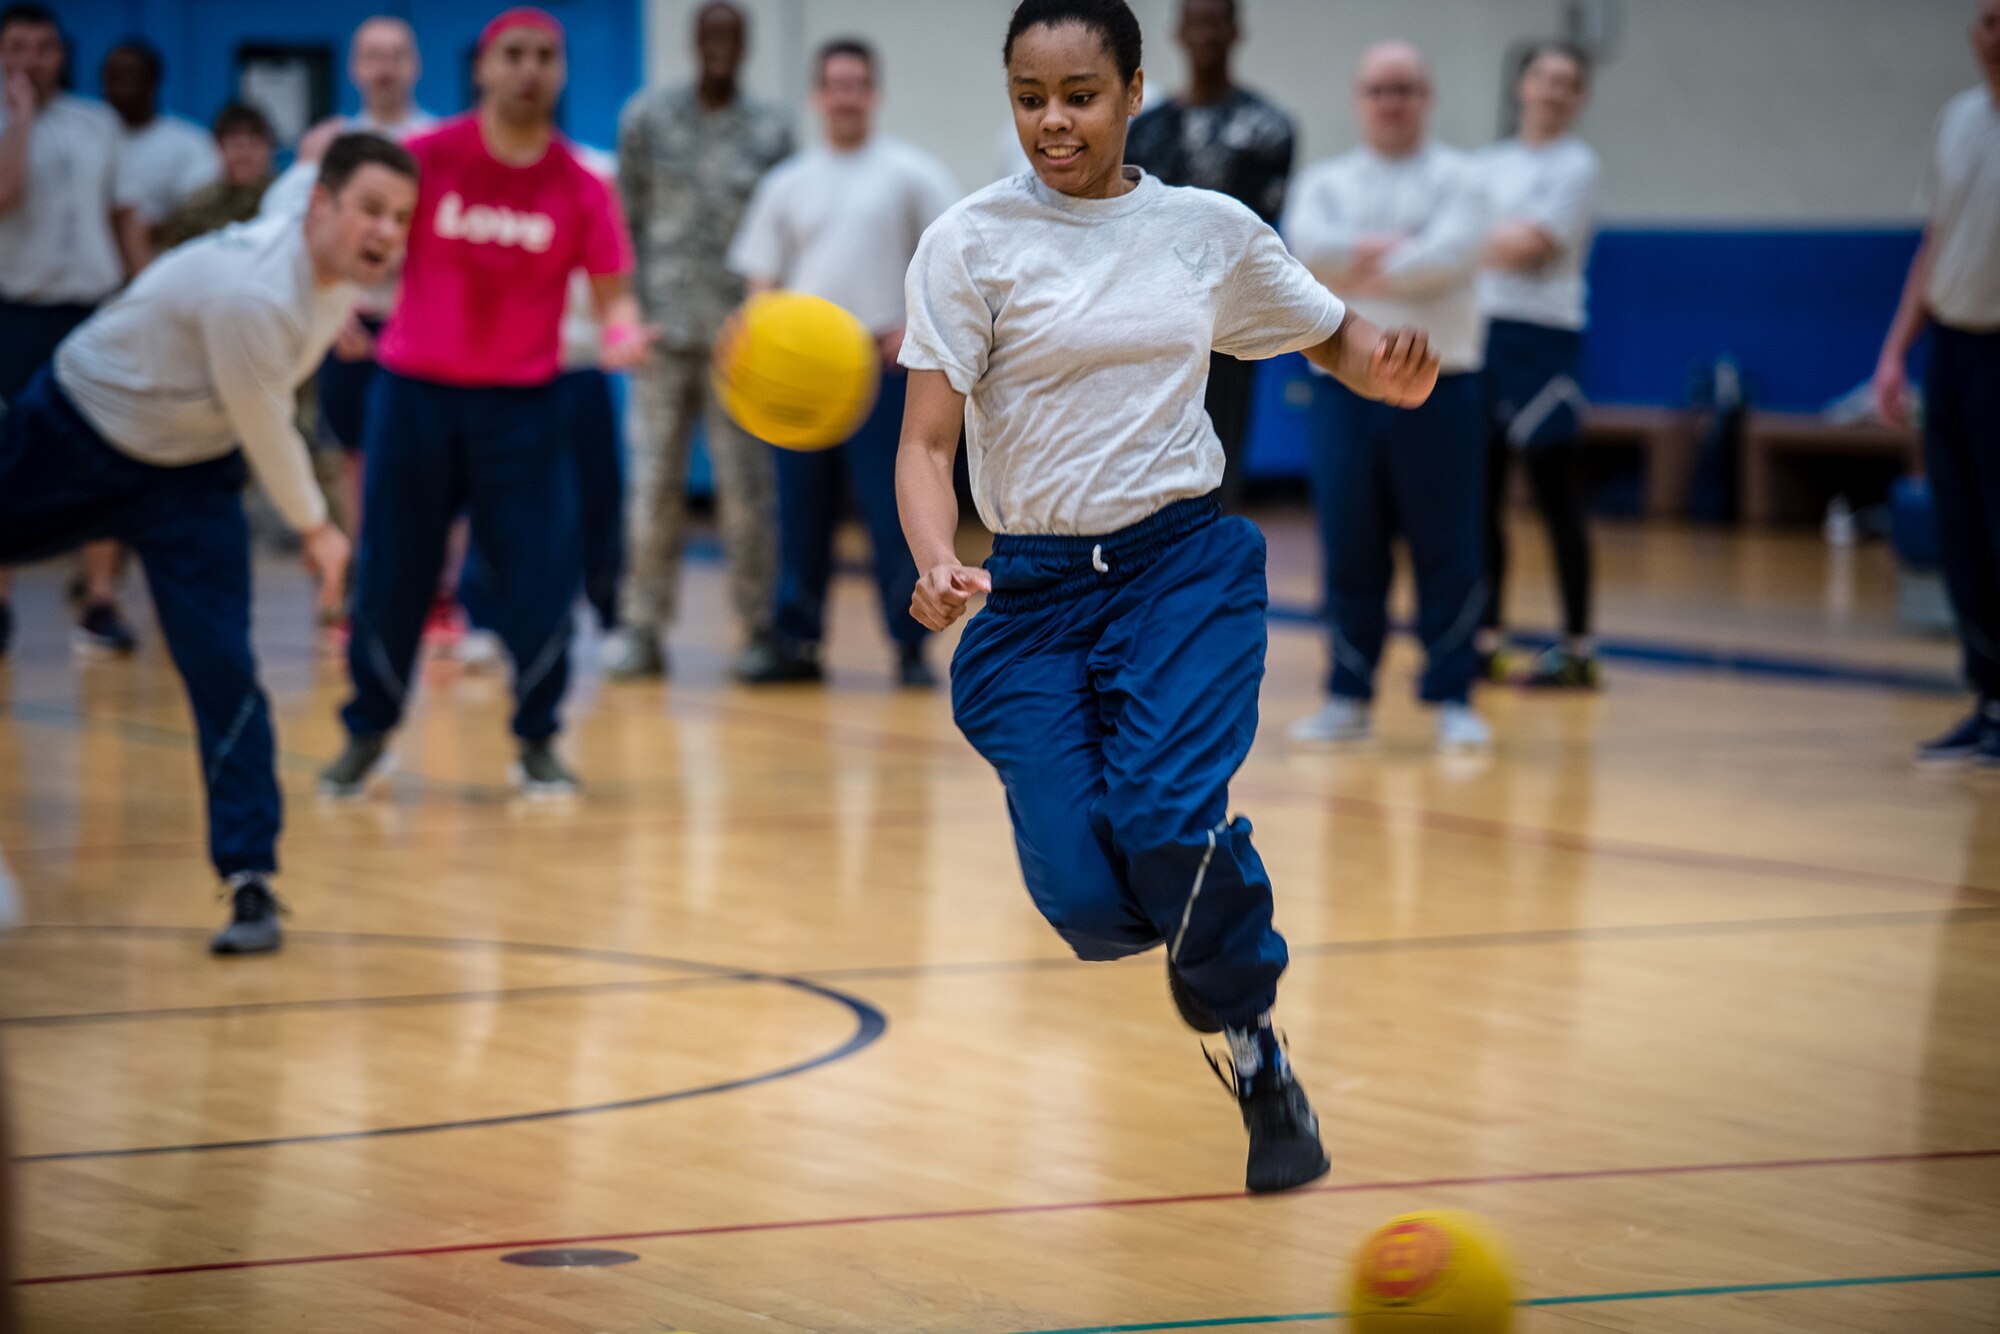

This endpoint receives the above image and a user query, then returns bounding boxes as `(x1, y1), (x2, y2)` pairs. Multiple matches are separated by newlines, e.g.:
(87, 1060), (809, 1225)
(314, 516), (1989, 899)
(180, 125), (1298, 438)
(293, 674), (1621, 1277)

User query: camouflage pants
(622, 344), (777, 638)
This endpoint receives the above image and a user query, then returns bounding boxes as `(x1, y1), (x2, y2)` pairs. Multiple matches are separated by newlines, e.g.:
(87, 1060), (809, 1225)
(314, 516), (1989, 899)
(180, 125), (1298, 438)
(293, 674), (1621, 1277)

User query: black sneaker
(210, 875), (285, 955)
(1917, 707), (1997, 765)
(1523, 647), (1601, 690)
(513, 739), (581, 797)
(318, 734), (392, 797)
(735, 635), (823, 685)
(1208, 1046), (1332, 1194)
(0, 600), (12, 659)
(1167, 962), (1223, 1033)
(76, 601), (138, 655)
(897, 644), (937, 690)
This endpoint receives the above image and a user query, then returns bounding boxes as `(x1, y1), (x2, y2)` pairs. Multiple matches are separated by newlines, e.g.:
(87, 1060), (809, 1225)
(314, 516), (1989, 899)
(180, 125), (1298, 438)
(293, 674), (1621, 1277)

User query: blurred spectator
(260, 16), (436, 546)
(153, 102), (277, 252)
(727, 37), (958, 687)
(103, 39), (219, 265)
(1884, 0), (2000, 765)
(1475, 42), (1602, 690)
(1125, 0), (1295, 510)
(0, 2), (141, 657)
(1283, 41), (1490, 751)
(611, 0), (792, 681)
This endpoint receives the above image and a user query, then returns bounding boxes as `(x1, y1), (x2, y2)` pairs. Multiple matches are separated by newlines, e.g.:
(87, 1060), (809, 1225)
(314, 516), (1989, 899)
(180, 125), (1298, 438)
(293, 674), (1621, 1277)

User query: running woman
(1475, 42), (1602, 689)
(897, 0), (1439, 1192)
(319, 7), (646, 799)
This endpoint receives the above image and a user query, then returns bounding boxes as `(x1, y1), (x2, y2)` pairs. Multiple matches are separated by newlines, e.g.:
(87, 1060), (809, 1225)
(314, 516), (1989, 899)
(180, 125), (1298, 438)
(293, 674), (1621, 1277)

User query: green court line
(1009, 1267), (2000, 1334)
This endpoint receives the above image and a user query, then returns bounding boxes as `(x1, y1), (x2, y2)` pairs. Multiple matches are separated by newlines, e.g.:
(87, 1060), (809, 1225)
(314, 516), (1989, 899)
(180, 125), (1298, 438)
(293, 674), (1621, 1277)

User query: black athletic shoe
(897, 644), (937, 690)
(1208, 1046), (1332, 1194)
(210, 876), (285, 955)
(0, 601), (12, 659)
(1917, 707), (1997, 765)
(319, 734), (392, 797)
(513, 739), (581, 797)
(76, 601), (138, 655)
(736, 635), (824, 685)
(1523, 647), (1601, 690)
(1167, 962), (1224, 1033)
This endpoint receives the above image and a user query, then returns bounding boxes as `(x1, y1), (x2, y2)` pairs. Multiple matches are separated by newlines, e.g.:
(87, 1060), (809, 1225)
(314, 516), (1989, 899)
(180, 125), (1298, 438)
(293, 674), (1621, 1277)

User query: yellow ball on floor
(1349, 1209), (1516, 1333)
(712, 290), (881, 451)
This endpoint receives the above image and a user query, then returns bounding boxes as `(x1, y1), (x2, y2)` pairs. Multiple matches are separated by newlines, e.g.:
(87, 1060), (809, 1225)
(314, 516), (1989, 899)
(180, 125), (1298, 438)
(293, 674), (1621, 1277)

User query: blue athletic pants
(461, 367), (624, 633)
(341, 369), (580, 742)
(772, 370), (925, 651)
(1306, 372), (1487, 704)
(950, 496), (1288, 1028)
(0, 367), (279, 877)
(1926, 324), (2000, 700)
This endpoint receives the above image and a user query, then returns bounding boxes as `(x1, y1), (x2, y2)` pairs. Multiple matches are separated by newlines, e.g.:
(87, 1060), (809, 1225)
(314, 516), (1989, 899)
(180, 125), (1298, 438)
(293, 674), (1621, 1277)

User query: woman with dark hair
(1476, 41), (1602, 688)
(897, 0), (1439, 1193)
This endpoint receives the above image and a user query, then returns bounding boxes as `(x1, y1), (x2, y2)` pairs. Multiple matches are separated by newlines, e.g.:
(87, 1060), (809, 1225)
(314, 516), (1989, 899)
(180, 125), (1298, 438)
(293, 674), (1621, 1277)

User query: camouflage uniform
(617, 85), (792, 644)
(152, 176), (273, 253)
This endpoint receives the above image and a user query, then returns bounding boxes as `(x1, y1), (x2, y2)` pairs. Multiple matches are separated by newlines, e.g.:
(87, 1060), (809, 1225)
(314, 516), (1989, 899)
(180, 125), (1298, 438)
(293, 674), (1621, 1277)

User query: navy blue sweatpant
(461, 367), (624, 633)
(951, 496), (1288, 1027)
(1926, 324), (2000, 700)
(1307, 372), (1487, 704)
(0, 368), (280, 877)
(342, 369), (581, 742)
(772, 370), (924, 650)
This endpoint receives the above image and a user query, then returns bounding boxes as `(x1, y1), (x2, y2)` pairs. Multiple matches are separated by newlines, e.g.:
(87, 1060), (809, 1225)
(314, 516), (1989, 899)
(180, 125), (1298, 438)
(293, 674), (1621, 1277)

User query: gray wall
(642, 0), (1983, 223)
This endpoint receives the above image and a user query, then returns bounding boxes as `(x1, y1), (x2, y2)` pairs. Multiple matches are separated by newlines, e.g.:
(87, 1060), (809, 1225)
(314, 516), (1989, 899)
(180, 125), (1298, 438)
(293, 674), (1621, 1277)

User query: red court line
(21, 1146), (1999, 1287)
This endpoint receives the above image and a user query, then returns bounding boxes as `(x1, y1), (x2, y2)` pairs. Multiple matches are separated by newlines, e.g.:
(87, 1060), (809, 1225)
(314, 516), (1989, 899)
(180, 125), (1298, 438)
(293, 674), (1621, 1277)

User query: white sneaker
(1289, 696), (1373, 744)
(455, 628), (504, 672)
(1436, 702), (1492, 752)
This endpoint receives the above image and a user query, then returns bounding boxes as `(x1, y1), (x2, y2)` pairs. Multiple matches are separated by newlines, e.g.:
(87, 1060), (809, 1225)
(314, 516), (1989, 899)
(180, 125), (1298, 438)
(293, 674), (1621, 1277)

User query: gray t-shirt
(900, 167), (1345, 536)
(0, 93), (131, 305)
(1476, 135), (1600, 331)
(730, 137), (959, 335)
(55, 213), (355, 532)
(1923, 86), (2000, 332)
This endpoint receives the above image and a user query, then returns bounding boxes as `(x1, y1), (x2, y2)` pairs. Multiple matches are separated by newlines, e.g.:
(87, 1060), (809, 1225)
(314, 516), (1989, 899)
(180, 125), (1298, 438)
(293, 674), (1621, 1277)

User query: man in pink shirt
(321, 7), (647, 798)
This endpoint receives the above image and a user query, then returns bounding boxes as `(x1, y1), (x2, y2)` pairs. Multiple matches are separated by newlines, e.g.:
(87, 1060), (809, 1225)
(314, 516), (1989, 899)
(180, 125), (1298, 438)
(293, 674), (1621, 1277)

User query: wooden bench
(1739, 412), (1921, 525)
(1579, 404), (1699, 519)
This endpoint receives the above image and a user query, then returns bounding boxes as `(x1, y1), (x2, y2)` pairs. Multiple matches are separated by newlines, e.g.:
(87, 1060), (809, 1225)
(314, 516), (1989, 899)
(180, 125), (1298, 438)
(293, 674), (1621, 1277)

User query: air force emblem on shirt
(434, 192), (556, 253)
(1174, 239), (1216, 296)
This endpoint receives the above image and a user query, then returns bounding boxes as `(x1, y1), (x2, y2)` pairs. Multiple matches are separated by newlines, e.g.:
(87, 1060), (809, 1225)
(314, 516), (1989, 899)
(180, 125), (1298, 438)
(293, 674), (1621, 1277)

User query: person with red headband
(320, 6), (647, 799)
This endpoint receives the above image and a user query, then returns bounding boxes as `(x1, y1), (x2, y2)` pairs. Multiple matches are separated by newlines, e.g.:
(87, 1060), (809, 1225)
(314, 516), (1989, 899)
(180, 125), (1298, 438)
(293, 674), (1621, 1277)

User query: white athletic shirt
(55, 213), (356, 532)
(900, 167), (1346, 536)
(0, 93), (131, 305)
(1923, 86), (2000, 332)
(1283, 141), (1487, 373)
(119, 114), (222, 223)
(1475, 135), (1600, 331)
(729, 136), (959, 334)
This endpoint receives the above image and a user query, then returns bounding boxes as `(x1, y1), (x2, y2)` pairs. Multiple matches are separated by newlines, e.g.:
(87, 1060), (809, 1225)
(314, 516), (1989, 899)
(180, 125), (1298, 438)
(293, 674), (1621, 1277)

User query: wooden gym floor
(1, 510), (1996, 1332)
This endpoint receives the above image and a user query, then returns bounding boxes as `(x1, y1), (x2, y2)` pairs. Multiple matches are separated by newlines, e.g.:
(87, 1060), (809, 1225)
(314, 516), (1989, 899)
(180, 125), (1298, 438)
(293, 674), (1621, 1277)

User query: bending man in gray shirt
(0, 133), (417, 955)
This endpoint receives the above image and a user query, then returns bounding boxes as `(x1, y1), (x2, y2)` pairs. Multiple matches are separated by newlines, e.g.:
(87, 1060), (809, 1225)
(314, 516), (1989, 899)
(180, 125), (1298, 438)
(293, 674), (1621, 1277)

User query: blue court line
(1009, 1267), (2000, 1333)
(1262, 603), (1962, 695)
(8, 927), (886, 1162)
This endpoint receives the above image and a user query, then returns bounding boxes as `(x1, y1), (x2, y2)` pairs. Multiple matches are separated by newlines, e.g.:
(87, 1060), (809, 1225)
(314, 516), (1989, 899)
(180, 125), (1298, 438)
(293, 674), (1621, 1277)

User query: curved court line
(1006, 1267), (2000, 1333)
(19, 1146), (1999, 1286)
(6, 927), (886, 1163)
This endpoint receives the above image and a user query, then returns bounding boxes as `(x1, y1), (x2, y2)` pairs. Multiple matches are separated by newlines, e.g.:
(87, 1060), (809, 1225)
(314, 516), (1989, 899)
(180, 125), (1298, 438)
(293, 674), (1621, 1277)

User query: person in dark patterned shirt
(1124, 0), (1296, 510)
(152, 103), (276, 253)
